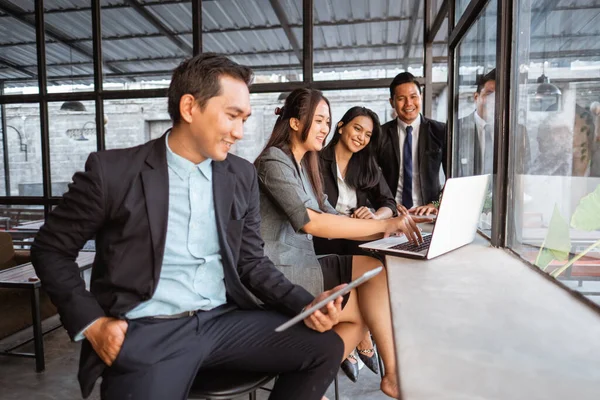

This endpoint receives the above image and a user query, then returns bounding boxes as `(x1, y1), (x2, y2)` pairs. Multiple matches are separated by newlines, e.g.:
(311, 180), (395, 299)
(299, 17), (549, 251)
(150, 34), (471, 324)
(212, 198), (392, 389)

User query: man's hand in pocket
(84, 317), (128, 366)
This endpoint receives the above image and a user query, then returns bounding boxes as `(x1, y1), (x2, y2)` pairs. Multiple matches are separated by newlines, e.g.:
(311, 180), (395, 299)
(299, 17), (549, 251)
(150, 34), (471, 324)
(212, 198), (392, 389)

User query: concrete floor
(0, 315), (391, 400)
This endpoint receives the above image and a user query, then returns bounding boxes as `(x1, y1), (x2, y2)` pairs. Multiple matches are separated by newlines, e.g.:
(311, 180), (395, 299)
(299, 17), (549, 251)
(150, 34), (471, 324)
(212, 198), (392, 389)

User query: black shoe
(340, 354), (359, 383)
(357, 348), (379, 374)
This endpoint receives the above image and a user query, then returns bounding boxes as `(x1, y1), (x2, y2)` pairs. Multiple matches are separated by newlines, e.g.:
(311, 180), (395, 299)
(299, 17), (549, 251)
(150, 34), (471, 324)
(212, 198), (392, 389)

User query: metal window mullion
(491, 0), (513, 247)
(303, 0), (313, 85)
(92, 0), (105, 151)
(424, 0), (433, 118)
(34, 0), (51, 208)
(447, 0), (456, 178)
(193, 0), (202, 55)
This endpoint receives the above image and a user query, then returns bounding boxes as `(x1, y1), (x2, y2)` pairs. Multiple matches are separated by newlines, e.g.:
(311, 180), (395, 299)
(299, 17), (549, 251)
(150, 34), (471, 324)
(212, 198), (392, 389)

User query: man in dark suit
(377, 72), (447, 215)
(31, 54), (344, 400)
(456, 69), (531, 177)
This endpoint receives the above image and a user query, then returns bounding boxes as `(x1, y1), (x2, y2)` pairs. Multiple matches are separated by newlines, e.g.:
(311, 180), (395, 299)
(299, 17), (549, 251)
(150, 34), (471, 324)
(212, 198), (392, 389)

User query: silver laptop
(359, 175), (490, 259)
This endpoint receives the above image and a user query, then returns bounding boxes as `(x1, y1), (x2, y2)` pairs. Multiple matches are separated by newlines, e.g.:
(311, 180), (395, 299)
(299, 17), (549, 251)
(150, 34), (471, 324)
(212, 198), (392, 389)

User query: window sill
(385, 234), (600, 400)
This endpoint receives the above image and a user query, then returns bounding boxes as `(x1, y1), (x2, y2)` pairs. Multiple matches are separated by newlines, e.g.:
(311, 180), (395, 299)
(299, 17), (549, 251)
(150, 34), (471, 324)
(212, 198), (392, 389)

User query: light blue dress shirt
(126, 135), (226, 319)
(75, 135), (227, 339)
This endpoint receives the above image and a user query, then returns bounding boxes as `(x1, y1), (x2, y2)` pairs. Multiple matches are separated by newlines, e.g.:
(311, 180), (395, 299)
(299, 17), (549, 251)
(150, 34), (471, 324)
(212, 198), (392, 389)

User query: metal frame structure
(0, 0), (438, 211)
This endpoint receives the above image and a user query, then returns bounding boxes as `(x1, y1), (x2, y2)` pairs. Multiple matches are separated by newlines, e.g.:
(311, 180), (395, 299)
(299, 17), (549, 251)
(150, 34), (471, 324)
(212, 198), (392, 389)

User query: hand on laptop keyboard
(384, 214), (426, 244)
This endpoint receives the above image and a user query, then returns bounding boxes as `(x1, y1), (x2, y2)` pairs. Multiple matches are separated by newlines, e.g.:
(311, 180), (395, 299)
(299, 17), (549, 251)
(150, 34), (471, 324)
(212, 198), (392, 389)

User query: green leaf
(570, 185), (600, 231)
(535, 205), (571, 269)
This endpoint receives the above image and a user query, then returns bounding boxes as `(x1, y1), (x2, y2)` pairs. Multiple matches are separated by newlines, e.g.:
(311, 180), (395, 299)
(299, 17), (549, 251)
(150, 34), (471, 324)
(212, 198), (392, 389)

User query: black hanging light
(60, 101), (87, 112)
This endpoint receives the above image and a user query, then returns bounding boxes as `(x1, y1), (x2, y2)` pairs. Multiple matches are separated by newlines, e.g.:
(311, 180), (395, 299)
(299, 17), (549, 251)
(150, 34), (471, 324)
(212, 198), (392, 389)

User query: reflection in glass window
(453, 0), (497, 235)
(508, 1), (600, 305)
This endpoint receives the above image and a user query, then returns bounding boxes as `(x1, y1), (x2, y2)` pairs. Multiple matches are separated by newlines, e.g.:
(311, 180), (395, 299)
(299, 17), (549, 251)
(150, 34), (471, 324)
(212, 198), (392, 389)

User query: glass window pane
(204, 0), (302, 83)
(313, 0), (423, 81)
(0, 0), (39, 95)
(102, 1), (192, 90)
(1, 103), (42, 196)
(48, 100), (97, 196)
(508, 1), (600, 305)
(453, 0), (497, 236)
(104, 97), (169, 150)
(45, 0), (95, 93)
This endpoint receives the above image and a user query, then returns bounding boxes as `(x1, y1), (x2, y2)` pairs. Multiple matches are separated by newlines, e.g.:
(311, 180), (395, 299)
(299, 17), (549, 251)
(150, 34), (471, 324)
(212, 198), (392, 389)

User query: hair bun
(275, 106), (285, 116)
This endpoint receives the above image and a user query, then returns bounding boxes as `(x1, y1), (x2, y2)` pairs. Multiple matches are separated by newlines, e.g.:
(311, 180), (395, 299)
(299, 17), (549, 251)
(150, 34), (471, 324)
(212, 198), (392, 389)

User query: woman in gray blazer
(254, 88), (426, 399)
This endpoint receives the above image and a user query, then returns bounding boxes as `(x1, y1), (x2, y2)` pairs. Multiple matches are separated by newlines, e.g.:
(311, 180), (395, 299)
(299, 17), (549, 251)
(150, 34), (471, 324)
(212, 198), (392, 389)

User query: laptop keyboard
(390, 234), (432, 253)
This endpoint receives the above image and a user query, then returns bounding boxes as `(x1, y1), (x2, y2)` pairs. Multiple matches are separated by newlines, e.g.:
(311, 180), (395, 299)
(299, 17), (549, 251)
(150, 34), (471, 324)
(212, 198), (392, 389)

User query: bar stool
(188, 369), (276, 400)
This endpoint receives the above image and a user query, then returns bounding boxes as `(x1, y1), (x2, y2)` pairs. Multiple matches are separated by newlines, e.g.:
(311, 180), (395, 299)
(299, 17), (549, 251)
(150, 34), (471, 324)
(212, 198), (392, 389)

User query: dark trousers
(100, 308), (344, 400)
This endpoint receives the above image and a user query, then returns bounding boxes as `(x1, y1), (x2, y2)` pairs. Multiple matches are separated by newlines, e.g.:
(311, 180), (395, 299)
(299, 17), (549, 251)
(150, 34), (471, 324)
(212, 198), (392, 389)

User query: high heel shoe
(357, 348), (379, 374)
(340, 353), (359, 382)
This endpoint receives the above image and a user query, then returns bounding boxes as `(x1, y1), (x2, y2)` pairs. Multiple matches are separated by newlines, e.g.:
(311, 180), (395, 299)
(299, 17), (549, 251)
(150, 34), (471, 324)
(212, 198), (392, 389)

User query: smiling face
(291, 99), (331, 153)
(390, 82), (422, 124)
(338, 115), (374, 154)
(182, 75), (251, 162)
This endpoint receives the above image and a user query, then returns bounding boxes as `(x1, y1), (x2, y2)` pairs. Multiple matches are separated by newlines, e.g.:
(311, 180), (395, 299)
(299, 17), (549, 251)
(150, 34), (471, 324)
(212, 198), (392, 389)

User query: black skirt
(318, 254), (353, 308)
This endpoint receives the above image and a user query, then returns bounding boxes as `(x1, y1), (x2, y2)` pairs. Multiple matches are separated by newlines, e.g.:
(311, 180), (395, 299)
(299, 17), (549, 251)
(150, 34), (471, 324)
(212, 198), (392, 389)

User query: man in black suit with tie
(31, 54), (344, 400)
(456, 69), (530, 177)
(377, 72), (447, 215)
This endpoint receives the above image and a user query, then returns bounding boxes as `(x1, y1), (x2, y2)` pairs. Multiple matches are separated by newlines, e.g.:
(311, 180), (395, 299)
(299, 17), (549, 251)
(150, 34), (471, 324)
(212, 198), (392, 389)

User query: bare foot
(380, 374), (399, 399)
(321, 397), (329, 400)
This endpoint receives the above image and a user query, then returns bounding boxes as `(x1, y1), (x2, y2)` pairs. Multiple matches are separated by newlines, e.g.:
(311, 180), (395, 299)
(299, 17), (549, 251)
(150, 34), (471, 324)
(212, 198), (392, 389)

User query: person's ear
(289, 117), (301, 132)
(337, 121), (344, 134)
(389, 97), (394, 108)
(179, 94), (197, 124)
(473, 92), (480, 103)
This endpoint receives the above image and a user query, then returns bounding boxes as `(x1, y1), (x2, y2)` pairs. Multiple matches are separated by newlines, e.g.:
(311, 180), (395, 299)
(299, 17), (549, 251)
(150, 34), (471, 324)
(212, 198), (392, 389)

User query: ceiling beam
(428, 0), (448, 42)
(0, 16), (415, 50)
(268, 0), (302, 63)
(403, 1), (422, 70)
(0, 57), (36, 78)
(123, 0), (192, 54)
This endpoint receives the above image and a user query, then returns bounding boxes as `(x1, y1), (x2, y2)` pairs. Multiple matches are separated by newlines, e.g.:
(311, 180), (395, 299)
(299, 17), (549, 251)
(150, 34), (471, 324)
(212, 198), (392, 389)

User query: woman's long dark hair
(323, 106), (382, 190)
(255, 88), (331, 210)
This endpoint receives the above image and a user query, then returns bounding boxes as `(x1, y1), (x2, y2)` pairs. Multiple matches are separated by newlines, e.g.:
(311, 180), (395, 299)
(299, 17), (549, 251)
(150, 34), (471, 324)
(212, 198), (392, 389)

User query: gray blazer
(255, 147), (338, 296)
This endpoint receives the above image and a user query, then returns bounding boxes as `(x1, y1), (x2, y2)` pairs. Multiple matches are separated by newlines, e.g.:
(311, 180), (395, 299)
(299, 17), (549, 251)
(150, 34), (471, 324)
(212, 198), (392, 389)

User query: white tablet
(275, 266), (383, 332)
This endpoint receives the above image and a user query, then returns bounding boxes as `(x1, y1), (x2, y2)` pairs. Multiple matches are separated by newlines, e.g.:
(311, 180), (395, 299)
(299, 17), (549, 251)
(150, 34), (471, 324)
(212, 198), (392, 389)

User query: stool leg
(31, 286), (44, 372)
(249, 390), (256, 400)
(334, 374), (340, 400)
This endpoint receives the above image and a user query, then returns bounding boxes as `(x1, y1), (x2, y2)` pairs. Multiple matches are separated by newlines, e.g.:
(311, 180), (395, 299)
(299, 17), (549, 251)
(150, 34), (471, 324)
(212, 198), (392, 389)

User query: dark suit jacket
(31, 134), (313, 398)
(314, 145), (396, 257)
(456, 112), (531, 176)
(377, 115), (447, 206)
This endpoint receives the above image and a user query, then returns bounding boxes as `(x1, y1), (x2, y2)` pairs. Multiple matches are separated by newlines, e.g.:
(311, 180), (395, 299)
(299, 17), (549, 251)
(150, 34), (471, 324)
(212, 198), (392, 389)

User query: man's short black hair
(389, 72), (421, 98)
(475, 68), (496, 93)
(167, 53), (254, 125)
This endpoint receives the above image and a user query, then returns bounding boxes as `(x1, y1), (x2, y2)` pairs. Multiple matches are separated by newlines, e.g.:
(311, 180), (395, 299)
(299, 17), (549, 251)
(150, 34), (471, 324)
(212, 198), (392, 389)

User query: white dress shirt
(335, 163), (358, 216)
(395, 116), (423, 207)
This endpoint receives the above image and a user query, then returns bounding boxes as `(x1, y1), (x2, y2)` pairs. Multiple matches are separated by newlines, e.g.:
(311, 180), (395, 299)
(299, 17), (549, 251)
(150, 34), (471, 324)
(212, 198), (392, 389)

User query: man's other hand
(84, 317), (128, 366)
(303, 284), (345, 332)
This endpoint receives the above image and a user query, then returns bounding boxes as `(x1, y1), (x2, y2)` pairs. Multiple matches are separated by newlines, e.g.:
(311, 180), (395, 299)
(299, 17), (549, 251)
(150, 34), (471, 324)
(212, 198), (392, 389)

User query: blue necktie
(402, 125), (413, 209)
